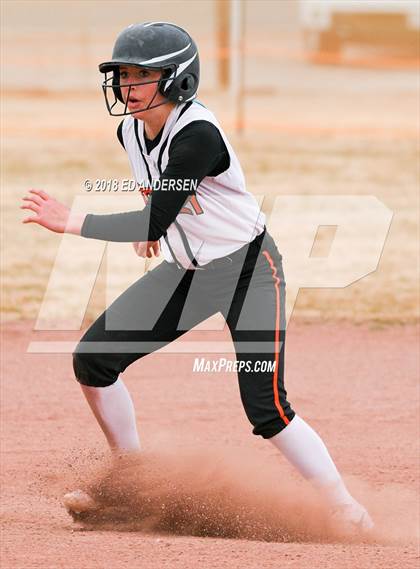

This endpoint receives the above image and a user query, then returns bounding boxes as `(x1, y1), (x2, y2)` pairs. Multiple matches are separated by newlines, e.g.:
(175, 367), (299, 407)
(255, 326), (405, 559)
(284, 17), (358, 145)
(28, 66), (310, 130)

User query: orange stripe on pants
(262, 250), (290, 427)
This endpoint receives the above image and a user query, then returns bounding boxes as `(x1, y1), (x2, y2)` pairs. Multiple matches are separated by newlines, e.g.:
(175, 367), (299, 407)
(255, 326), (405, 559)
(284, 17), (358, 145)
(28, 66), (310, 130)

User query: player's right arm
(21, 189), (86, 234)
(79, 121), (228, 242)
(21, 122), (228, 241)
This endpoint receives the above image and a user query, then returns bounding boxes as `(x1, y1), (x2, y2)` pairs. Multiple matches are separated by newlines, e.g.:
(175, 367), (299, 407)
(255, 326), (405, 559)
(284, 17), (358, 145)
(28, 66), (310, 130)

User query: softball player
(21, 22), (373, 534)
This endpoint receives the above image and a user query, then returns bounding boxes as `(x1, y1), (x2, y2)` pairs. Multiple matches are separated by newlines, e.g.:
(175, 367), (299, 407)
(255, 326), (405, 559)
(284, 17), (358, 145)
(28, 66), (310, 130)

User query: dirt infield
(1, 319), (418, 568)
(2, 2), (419, 567)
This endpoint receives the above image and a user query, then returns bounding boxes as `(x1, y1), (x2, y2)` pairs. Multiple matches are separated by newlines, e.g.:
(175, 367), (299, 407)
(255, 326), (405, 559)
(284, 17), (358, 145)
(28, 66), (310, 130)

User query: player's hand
(21, 189), (70, 233)
(21, 189), (86, 235)
(132, 240), (160, 258)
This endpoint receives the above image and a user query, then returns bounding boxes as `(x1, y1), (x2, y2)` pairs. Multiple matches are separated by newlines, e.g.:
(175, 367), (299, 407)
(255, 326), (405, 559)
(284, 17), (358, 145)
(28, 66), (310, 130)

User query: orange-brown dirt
(2, 3), (419, 567)
(1, 320), (418, 568)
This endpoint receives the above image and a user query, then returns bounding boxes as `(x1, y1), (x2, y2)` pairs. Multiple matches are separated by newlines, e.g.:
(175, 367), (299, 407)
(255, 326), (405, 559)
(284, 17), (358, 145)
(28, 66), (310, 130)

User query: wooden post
(216, 0), (230, 90)
(231, 0), (245, 133)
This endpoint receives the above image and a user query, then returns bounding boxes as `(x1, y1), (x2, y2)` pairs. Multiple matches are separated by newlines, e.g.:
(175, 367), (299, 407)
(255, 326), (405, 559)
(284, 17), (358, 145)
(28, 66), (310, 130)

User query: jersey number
(180, 195), (204, 216)
(139, 186), (203, 216)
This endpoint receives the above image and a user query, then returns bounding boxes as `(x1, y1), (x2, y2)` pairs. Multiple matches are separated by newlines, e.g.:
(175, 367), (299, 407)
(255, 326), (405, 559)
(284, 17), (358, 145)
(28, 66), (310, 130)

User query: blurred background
(1, 0), (419, 324)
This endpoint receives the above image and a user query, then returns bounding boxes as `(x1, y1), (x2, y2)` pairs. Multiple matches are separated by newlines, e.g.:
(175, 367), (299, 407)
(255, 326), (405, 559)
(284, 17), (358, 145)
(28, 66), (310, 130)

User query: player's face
(119, 65), (165, 115)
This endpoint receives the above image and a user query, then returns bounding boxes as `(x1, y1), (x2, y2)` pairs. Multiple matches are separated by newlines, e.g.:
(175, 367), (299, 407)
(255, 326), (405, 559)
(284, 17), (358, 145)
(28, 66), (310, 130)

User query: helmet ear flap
(180, 74), (195, 93)
(112, 69), (124, 102)
(169, 73), (197, 102)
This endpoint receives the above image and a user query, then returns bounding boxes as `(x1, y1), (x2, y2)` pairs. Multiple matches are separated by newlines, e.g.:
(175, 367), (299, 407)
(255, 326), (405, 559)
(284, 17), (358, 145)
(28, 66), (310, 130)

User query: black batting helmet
(99, 22), (200, 116)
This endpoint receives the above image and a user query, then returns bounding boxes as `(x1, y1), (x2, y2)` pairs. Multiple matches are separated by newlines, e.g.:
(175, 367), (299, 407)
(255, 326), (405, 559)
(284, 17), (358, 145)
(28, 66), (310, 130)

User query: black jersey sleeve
(81, 121), (229, 242)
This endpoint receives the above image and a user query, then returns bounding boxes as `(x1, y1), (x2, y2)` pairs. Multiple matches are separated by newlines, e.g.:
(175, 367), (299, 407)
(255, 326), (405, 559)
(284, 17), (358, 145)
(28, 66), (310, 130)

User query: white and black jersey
(81, 101), (265, 269)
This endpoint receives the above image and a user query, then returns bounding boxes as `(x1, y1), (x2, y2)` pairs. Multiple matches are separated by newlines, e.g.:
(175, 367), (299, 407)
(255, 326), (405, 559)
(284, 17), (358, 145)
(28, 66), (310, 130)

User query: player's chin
(127, 106), (145, 119)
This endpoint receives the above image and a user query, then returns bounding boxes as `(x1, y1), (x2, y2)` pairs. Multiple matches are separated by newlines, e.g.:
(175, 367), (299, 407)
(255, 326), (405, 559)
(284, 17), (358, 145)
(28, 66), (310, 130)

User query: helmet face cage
(102, 66), (175, 116)
(99, 22), (200, 117)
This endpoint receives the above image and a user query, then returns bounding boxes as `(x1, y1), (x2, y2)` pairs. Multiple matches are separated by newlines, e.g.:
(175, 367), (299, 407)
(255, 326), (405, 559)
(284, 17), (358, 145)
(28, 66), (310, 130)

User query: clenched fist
(132, 240), (160, 258)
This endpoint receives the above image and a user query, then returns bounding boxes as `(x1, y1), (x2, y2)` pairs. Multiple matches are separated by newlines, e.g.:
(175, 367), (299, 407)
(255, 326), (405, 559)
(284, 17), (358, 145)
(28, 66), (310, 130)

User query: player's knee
(72, 345), (118, 388)
(251, 411), (296, 439)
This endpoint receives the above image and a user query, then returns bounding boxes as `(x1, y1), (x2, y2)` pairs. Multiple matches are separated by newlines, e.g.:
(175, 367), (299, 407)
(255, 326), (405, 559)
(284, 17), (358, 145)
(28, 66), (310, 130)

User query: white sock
(269, 414), (355, 507)
(80, 378), (141, 453)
